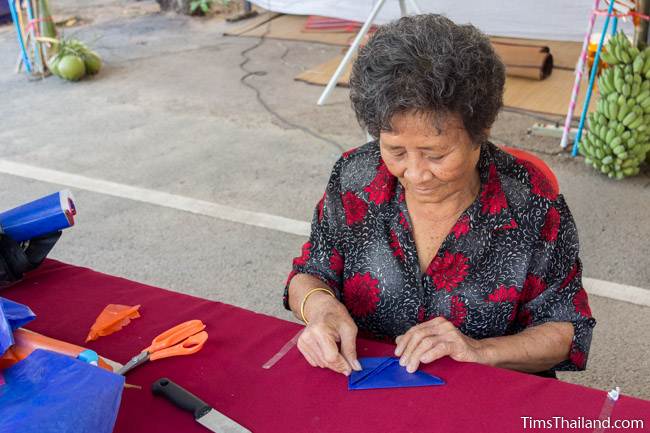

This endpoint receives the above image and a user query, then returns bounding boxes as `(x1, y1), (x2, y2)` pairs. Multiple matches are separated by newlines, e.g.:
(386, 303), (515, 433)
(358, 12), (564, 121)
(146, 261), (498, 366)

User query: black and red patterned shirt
(284, 141), (596, 371)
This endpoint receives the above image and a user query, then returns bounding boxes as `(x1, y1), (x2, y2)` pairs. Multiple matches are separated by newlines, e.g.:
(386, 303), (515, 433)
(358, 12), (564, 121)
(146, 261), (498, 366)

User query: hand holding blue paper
(348, 357), (445, 390)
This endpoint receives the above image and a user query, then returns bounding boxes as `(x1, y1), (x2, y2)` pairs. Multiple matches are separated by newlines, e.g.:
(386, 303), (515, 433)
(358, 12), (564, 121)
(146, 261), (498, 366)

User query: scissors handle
(146, 319), (206, 353)
(149, 331), (208, 361)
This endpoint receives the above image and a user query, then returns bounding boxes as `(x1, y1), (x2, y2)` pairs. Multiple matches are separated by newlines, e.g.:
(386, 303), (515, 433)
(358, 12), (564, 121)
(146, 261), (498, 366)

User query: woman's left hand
(394, 317), (488, 373)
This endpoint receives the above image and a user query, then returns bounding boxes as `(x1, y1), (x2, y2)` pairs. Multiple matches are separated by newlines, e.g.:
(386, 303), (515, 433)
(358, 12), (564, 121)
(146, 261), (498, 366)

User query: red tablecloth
(3, 260), (649, 433)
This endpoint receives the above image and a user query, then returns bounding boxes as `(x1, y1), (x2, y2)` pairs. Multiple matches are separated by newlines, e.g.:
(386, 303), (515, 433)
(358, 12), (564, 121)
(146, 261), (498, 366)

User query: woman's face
(379, 112), (482, 205)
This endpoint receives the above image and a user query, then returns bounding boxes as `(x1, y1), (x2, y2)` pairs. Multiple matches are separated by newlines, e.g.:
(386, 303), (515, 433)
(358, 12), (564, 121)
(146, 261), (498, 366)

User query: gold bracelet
(300, 287), (335, 324)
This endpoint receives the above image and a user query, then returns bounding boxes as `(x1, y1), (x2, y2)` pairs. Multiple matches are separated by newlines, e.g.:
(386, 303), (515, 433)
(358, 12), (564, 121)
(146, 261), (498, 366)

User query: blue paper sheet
(0, 297), (35, 356)
(349, 357), (445, 390)
(0, 349), (124, 433)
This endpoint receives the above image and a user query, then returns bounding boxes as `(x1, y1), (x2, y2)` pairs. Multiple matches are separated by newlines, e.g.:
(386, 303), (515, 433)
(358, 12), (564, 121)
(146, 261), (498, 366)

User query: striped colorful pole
(572, 0), (616, 157)
(7, 0), (32, 73)
(560, 0), (600, 149)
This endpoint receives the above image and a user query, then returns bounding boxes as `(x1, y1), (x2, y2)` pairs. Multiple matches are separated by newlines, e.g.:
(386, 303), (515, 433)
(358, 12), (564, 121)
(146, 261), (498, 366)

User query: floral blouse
(284, 140), (596, 371)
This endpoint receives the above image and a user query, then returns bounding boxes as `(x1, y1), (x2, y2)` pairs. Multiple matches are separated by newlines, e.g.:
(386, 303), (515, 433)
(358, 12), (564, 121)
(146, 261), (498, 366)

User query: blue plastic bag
(0, 349), (124, 433)
(0, 297), (35, 356)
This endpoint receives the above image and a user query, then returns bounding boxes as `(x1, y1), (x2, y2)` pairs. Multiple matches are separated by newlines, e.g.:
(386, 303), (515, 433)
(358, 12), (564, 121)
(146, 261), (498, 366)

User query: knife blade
(152, 377), (252, 433)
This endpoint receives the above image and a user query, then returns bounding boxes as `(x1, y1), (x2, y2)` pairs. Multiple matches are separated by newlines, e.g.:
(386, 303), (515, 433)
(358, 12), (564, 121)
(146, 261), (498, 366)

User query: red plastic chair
(499, 145), (560, 195)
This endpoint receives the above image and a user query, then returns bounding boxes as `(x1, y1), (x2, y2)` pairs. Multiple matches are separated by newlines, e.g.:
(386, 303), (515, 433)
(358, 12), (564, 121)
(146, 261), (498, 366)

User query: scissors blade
(117, 351), (150, 375)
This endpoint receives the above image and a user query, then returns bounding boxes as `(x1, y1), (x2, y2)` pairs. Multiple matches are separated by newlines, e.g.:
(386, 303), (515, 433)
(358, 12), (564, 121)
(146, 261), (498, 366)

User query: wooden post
(634, 0), (649, 47)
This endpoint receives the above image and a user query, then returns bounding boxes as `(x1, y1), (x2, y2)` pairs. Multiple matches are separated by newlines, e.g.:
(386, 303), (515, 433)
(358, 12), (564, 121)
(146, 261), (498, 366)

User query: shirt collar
(475, 142), (517, 233)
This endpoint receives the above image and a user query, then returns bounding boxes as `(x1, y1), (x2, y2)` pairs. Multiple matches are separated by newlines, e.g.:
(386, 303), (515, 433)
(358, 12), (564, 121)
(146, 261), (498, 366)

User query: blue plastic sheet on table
(349, 357), (445, 390)
(0, 297), (35, 355)
(0, 349), (124, 433)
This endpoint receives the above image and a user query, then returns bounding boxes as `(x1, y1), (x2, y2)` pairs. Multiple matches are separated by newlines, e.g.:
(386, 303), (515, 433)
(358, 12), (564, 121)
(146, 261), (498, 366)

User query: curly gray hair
(349, 14), (505, 145)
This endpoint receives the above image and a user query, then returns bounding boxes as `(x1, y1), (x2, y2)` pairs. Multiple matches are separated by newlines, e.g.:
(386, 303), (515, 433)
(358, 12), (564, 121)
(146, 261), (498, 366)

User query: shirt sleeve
(517, 194), (596, 371)
(283, 157), (346, 311)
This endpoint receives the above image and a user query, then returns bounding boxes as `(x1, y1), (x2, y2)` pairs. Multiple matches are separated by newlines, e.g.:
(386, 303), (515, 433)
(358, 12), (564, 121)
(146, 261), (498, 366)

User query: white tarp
(249, 0), (634, 42)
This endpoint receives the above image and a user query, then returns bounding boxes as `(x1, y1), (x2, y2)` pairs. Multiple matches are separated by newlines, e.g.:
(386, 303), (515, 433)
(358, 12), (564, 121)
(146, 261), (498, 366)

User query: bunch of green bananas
(581, 31), (650, 179)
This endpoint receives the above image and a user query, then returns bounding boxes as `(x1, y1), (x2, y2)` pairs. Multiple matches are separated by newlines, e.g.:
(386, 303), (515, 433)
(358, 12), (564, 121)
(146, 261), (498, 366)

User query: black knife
(152, 378), (252, 433)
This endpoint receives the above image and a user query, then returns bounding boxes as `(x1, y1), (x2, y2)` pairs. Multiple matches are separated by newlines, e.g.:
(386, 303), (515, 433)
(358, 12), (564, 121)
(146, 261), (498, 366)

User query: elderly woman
(283, 14), (595, 378)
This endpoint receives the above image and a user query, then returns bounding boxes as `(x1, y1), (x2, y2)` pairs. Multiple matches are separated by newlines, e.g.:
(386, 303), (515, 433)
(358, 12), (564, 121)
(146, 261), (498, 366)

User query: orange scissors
(117, 320), (208, 375)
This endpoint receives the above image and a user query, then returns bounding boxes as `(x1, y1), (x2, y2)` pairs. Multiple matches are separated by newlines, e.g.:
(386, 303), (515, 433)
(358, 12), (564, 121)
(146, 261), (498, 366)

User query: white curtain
(249, 0), (634, 42)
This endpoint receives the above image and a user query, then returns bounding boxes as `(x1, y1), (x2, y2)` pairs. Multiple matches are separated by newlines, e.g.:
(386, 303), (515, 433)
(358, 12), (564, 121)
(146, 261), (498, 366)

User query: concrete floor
(1, 0), (648, 399)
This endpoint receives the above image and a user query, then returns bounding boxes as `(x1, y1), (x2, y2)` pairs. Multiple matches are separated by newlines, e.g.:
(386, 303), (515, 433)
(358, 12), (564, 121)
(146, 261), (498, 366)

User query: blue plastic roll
(0, 190), (76, 242)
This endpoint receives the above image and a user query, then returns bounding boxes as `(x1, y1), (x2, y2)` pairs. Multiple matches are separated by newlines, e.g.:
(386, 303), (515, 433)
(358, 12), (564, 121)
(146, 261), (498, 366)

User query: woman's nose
(403, 156), (432, 184)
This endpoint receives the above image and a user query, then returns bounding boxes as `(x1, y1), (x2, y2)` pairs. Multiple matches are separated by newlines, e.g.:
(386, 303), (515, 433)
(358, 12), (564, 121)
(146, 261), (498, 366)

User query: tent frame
(317, 0), (421, 105)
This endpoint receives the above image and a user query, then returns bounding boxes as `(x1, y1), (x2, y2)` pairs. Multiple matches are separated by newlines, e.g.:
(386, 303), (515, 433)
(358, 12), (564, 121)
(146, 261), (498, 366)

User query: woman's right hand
(297, 292), (362, 376)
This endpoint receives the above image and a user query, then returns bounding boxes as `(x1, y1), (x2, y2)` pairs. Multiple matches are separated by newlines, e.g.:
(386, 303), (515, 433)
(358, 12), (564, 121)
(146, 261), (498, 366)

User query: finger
(299, 333), (326, 367)
(297, 339), (325, 368)
(394, 331), (414, 357)
(315, 332), (351, 375)
(395, 317), (443, 356)
(399, 327), (431, 367)
(339, 324), (361, 371)
(406, 336), (440, 373)
(301, 348), (318, 368)
(419, 340), (453, 364)
(395, 316), (456, 356)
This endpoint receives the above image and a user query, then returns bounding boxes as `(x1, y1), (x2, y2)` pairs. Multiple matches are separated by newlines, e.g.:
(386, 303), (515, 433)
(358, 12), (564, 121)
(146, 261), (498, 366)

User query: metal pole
(317, 0), (388, 106)
(399, 0), (406, 16)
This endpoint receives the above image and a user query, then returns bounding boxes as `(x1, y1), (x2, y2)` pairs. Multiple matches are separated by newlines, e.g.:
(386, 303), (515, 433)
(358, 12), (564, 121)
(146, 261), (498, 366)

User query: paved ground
(1, 0), (648, 399)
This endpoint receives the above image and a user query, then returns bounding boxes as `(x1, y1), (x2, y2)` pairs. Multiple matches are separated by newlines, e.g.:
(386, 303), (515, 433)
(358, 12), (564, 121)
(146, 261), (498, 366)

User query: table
(3, 260), (649, 433)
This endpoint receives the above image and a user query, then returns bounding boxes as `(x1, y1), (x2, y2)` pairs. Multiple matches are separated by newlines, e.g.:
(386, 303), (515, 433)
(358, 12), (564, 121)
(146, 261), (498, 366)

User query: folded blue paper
(349, 357), (445, 390)
(0, 297), (36, 356)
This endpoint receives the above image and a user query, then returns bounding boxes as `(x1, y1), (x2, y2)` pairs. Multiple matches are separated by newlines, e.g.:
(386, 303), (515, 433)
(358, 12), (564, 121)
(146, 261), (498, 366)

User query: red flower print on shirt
(329, 248), (343, 276)
(573, 289), (592, 317)
(451, 215), (471, 239)
(448, 295), (467, 327)
(488, 285), (519, 303)
(488, 285), (520, 321)
(389, 229), (405, 261)
(343, 272), (381, 317)
(417, 305), (427, 323)
(427, 251), (470, 292)
(541, 206), (561, 242)
(517, 307), (533, 327)
(285, 269), (297, 287)
(293, 242), (312, 267)
(398, 211), (410, 231)
(522, 274), (547, 303)
(342, 147), (359, 159)
(341, 191), (368, 225)
(364, 161), (396, 205)
(499, 218), (518, 231)
(560, 262), (580, 290)
(570, 350), (586, 369)
(517, 159), (558, 201)
(480, 164), (508, 215)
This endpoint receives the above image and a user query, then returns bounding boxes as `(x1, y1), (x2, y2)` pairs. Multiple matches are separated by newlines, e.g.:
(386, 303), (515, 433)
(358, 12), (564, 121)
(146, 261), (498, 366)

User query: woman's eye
(426, 154), (443, 161)
(391, 151), (406, 158)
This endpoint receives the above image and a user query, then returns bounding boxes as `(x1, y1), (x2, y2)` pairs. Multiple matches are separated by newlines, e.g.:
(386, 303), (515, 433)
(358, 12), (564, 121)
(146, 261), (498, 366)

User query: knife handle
(152, 378), (212, 420)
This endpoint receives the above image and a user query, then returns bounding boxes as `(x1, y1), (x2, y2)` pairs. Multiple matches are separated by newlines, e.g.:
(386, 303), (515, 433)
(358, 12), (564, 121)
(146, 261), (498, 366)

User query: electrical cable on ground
(237, 20), (347, 152)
